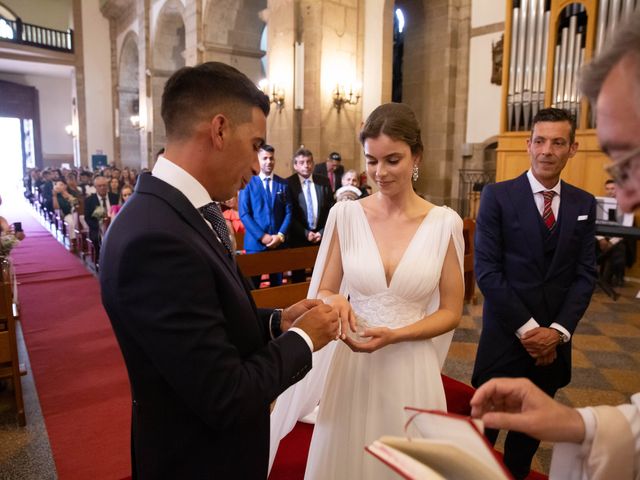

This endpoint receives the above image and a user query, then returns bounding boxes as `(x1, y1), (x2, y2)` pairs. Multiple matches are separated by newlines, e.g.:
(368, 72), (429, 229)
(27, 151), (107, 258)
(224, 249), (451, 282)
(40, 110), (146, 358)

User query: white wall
(466, 0), (505, 144)
(81, 0), (114, 164)
(472, 0), (505, 28)
(0, 72), (74, 156)
(465, 32), (503, 143)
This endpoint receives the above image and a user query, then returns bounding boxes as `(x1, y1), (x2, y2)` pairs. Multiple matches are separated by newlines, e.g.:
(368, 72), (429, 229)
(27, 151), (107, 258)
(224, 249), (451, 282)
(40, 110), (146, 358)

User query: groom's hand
(291, 304), (340, 351)
(281, 299), (323, 331)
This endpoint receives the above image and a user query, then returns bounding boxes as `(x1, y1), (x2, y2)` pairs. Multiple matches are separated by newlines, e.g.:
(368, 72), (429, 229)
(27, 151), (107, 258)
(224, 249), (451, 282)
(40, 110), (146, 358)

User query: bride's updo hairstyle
(359, 102), (424, 158)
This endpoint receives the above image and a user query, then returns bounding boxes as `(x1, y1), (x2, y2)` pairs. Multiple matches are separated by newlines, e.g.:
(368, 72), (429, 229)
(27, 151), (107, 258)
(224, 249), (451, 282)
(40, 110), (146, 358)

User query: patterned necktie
(542, 190), (556, 231)
(304, 179), (315, 229)
(264, 177), (271, 197)
(200, 202), (233, 255)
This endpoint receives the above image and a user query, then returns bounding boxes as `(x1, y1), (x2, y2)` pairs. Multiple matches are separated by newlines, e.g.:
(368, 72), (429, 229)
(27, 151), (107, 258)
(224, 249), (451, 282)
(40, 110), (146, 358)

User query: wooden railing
(0, 15), (73, 53)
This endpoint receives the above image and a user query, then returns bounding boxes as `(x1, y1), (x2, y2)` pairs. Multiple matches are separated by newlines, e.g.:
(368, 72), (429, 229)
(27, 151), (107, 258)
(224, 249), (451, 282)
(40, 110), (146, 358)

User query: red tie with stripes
(542, 190), (556, 231)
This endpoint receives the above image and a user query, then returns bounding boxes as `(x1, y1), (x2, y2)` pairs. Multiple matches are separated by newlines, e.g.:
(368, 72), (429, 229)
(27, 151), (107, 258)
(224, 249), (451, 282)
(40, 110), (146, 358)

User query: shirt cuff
(577, 407), (597, 456)
(288, 327), (314, 353)
(516, 318), (539, 338)
(550, 322), (572, 342)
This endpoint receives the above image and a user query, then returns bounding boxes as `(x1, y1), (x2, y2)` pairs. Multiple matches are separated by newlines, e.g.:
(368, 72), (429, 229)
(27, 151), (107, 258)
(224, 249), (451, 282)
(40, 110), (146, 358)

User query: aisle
(4, 197), (131, 479)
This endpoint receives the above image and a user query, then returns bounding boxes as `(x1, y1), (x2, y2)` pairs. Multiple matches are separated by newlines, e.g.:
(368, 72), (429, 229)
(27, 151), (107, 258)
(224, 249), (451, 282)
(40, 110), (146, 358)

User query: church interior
(0, 0), (639, 478)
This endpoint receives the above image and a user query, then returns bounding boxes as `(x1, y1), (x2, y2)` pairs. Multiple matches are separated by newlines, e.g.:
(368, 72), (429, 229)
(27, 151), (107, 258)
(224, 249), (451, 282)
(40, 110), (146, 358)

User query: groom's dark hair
(161, 61), (270, 141)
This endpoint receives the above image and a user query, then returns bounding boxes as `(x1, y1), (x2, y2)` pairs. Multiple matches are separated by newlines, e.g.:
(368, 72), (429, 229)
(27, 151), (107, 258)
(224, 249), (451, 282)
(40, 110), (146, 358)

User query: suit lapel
(547, 182), (579, 277)
(136, 174), (244, 291)
(509, 174), (546, 274)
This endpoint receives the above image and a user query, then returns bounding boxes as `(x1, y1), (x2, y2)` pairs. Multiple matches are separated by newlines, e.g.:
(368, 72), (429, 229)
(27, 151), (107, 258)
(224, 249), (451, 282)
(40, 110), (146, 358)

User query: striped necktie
(542, 190), (556, 231)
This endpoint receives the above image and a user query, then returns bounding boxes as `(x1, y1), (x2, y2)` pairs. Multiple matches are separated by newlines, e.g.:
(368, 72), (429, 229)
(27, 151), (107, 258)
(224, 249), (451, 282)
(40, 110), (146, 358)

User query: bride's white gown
(270, 200), (464, 479)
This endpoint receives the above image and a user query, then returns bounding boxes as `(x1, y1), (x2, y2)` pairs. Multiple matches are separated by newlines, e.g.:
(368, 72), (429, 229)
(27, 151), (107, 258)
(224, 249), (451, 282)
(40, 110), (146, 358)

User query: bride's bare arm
(348, 238), (463, 352)
(316, 228), (356, 337)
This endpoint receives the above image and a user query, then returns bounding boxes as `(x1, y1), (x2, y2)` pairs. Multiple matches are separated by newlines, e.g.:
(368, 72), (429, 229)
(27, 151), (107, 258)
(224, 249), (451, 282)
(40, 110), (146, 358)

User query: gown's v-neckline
(355, 201), (437, 289)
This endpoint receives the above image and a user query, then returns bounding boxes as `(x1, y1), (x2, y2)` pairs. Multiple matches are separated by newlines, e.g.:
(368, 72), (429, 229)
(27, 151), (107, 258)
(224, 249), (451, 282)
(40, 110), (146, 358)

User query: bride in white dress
(270, 103), (465, 479)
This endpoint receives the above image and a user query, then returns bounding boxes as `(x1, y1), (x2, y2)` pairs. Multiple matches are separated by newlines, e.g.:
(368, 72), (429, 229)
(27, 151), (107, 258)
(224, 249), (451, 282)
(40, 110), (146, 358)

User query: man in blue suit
(239, 144), (291, 286)
(472, 108), (597, 479)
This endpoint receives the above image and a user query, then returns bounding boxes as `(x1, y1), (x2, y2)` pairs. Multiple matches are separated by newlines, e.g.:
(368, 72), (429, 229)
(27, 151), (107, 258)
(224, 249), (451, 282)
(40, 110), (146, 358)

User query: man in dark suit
(84, 176), (118, 260)
(472, 108), (597, 480)
(313, 151), (343, 192)
(287, 148), (334, 282)
(99, 62), (339, 479)
(239, 144), (292, 286)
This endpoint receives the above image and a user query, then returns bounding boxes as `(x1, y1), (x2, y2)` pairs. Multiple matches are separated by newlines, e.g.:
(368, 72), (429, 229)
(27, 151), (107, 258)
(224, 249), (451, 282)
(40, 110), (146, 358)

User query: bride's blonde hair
(359, 103), (423, 157)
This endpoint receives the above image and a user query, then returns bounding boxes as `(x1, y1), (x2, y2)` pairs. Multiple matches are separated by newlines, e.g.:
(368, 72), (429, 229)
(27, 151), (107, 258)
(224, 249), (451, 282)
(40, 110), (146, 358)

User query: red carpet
(5, 198), (131, 479)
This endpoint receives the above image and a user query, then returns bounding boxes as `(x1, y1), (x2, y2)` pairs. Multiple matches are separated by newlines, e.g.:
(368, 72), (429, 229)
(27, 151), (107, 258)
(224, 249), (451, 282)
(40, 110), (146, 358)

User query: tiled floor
(442, 281), (640, 476)
(1, 279), (639, 478)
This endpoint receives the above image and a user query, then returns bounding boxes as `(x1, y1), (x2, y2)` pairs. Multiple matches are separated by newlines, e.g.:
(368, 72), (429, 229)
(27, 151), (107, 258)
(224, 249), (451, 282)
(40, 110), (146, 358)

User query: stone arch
(201, 0), (266, 81)
(118, 31), (141, 169)
(151, 0), (186, 162)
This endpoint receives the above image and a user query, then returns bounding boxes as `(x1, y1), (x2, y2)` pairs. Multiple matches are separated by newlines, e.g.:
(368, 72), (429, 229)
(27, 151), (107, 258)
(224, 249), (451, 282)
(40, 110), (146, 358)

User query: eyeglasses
(605, 145), (640, 186)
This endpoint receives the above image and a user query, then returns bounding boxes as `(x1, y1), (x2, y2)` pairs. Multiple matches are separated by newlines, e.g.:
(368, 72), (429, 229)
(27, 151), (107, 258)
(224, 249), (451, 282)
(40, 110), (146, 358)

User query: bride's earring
(412, 165), (419, 182)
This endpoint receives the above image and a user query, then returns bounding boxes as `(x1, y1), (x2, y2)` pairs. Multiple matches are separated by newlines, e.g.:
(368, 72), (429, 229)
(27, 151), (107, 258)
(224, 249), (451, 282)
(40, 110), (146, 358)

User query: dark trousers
(480, 360), (562, 480)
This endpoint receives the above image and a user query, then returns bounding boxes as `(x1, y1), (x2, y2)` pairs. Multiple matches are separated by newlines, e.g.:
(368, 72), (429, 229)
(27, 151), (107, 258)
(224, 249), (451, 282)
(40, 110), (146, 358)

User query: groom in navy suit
(239, 144), (291, 286)
(472, 108), (597, 479)
(99, 62), (339, 479)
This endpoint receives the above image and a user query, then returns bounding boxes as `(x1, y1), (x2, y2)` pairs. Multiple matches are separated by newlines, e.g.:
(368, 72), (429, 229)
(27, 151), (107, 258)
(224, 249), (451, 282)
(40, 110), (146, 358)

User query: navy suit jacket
(238, 175), (292, 252)
(85, 192), (119, 235)
(286, 174), (334, 247)
(99, 173), (311, 479)
(472, 173), (597, 389)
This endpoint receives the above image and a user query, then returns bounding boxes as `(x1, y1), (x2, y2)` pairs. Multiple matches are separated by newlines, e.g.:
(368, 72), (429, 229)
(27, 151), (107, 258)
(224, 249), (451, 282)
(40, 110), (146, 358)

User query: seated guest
(109, 185), (133, 220)
(78, 171), (95, 197)
(108, 176), (121, 196)
(0, 194), (26, 241)
(596, 179), (634, 287)
(52, 179), (79, 249)
(85, 176), (118, 259)
(239, 144), (291, 287)
(40, 169), (54, 213)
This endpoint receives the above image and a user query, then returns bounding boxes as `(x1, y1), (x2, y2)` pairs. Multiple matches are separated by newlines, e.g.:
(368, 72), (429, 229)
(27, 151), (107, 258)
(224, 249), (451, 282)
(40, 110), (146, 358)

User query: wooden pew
(0, 260), (26, 426)
(236, 246), (319, 308)
(462, 218), (477, 304)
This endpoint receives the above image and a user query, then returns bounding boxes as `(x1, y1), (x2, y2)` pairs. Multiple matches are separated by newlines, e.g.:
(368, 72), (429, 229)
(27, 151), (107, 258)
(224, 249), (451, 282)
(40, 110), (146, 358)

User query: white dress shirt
(298, 174), (318, 230)
(516, 170), (571, 342)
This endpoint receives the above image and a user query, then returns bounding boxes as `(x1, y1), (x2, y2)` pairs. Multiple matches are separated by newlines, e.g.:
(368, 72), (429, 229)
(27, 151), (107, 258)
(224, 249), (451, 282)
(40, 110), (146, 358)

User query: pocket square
(577, 215), (588, 221)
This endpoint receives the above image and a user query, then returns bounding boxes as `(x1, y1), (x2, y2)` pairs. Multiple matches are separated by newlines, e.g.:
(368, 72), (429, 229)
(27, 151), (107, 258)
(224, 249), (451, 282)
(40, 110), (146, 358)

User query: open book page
(377, 436), (509, 480)
(365, 440), (445, 480)
(404, 408), (511, 479)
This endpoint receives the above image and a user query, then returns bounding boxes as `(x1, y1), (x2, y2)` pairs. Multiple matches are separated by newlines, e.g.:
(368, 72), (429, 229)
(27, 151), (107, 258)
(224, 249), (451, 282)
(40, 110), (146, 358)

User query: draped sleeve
(268, 205), (343, 471)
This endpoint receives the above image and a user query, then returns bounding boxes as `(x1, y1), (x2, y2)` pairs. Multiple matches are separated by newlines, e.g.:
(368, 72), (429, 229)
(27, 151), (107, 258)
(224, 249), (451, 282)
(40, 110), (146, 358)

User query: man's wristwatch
(276, 232), (285, 242)
(269, 308), (284, 339)
(551, 328), (567, 344)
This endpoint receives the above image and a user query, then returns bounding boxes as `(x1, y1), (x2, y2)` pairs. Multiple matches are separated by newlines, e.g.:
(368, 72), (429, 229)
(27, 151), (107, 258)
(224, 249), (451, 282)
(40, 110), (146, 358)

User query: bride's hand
(343, 327), (396, 353)
(322, 294), (356, 340)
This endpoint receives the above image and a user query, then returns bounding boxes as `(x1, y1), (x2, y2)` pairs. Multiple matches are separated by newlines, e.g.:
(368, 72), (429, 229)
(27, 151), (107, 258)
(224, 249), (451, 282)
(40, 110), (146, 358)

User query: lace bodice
(334, 201), (462, 331)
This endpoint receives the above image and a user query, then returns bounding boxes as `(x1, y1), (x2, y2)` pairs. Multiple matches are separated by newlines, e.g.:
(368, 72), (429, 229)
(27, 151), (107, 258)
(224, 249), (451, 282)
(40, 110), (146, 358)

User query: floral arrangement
(92, 205), (106, 220)
(0, 234), (20, 258)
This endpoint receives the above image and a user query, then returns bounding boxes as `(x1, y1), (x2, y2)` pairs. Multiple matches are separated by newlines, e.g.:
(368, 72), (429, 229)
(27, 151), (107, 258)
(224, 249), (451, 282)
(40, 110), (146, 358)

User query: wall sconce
(64, 124), (77, 137)
(258, 79), (285, 112)
(130, 115), (144, 130)
(333, 83), (360, 113)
